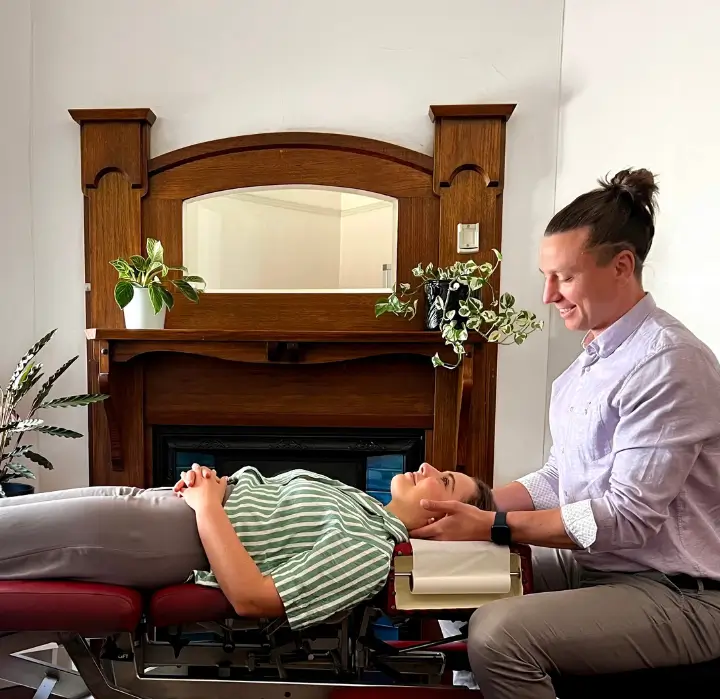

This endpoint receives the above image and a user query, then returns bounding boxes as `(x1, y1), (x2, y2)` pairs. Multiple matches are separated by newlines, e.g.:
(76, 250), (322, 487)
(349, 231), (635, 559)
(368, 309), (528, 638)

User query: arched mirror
(182, 186), (398, 293)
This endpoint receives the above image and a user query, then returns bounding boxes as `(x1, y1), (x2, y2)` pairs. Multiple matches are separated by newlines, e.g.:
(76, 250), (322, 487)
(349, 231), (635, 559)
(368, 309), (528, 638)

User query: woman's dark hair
(545, 168), (659, 277)
(466, 477), (496, 511)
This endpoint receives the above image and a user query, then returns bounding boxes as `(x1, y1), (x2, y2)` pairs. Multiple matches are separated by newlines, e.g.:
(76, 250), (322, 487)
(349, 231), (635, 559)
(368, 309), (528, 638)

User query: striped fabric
(193, 466), (408, 629)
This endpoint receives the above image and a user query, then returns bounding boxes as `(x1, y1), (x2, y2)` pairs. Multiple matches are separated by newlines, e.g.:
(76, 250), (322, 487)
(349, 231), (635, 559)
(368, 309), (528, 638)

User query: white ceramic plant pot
(123, 287), (167, 329)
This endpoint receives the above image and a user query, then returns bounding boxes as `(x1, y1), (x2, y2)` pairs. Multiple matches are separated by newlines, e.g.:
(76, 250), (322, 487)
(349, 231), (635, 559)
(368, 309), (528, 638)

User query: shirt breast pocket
(566, 400), (614, 463)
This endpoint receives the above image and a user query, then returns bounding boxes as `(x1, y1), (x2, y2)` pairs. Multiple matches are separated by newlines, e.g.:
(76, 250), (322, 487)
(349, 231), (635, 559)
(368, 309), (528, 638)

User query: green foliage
(0, 329), (108, 495)
(375, 251), (544, 369)
(110, 238), (207, 314)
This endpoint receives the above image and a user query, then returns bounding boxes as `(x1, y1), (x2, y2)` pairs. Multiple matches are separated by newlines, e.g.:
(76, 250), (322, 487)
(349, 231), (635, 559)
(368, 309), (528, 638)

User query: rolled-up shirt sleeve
(516, 446), (561, 510)
(561, 344), (717, 551)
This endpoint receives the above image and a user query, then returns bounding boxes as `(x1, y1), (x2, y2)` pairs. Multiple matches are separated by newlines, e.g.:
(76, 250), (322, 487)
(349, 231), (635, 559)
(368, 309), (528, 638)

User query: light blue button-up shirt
(518, 293), (720, 578)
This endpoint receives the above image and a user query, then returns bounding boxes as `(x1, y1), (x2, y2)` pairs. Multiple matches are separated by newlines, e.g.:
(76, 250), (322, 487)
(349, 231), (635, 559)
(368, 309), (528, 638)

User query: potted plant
(0, 329), (108, 497)
(375, 250), (543, 369)
(111, 238), (207, 329)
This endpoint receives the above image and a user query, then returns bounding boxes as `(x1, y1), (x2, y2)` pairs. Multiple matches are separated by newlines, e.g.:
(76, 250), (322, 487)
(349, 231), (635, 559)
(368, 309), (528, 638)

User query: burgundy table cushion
(150, 584), (235, 627)
(0, 581), (143, 633)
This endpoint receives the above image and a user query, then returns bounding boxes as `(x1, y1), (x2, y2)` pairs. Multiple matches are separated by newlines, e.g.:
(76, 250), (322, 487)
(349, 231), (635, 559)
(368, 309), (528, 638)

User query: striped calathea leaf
(0, 330), (108, 495)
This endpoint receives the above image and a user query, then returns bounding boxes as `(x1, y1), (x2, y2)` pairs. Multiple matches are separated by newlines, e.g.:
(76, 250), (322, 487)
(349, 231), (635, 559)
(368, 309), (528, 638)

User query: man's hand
(179, 470), (228, 513)
(173, 463), (221, 493)
(409, 500), (493, 540)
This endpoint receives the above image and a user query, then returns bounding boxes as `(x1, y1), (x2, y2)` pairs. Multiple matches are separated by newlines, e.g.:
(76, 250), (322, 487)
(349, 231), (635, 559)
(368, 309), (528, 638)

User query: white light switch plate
(457, 223), (480, 253)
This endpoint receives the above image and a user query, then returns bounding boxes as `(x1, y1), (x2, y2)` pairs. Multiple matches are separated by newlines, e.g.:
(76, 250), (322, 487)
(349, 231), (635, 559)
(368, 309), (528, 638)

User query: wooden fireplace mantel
(86, 328), (485, 484)
(76, 103), (513, 489)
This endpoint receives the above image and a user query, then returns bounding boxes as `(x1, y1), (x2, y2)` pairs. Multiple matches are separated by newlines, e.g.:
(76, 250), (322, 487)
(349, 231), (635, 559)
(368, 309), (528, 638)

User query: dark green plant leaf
(23, 450), (53, 470)
(7, 329), (56, 391)
(30, 356), (78, 412)
(6, 463), (36, 479)
(148, 284), (165, 313)
(130, 255), (149, 272)
(172, 279), (200, 303)
(36, 426), (82, 439)
(39, 393), (108, 409)
(374, 301), (392, 317)
(114, 281), (135, 309)
(158, 287), (174, 311)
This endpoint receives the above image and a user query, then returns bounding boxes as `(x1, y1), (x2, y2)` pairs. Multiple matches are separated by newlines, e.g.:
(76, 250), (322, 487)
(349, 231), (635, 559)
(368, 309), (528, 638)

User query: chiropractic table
(0, 542), (530, 699)
(1, 542), (717, 699)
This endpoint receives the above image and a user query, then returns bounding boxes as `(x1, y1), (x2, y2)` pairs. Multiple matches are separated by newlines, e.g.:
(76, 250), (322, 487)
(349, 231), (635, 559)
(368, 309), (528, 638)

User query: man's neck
(588, 289), (646, 341)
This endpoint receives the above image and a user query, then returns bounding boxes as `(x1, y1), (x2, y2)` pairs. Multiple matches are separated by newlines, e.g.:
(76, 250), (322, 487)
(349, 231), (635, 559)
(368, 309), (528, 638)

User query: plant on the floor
(0, 330), (108, 496)
(110, 237), (207, 314)
(375, 251), (544, 369)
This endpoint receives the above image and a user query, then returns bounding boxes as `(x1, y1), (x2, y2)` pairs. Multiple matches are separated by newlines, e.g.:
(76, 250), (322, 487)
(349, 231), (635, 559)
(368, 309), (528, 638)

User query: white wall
(542, 0), (720, 462)
(0, 0), (38, 491)
(339, 204), (396, 289)
(26, 0), (563, 489)
(555, 0), (720, 369)
(186, 196), (342, 290)
(0, 0), (33, 375)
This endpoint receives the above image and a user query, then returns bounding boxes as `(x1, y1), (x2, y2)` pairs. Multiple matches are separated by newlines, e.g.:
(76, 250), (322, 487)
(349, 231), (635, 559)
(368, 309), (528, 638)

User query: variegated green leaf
(30, 356), (78, 412)
(172, 279), (200, 303)
(146, 238), (164, 264)
(148, 284), (165, 313)
(36, 426), (82, 439)
(114, 281), (134, 309)
(12, 364), (44, 402)
(7, 330), (55, 392)
(1, 419), (44, 434)
(6, 463), (36, 479)
(7, 329), (56, 392)
(39, 394), (107, 409)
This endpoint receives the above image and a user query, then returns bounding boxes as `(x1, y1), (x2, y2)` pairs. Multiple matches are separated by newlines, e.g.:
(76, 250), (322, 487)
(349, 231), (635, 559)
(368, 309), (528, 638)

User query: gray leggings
(0, 486), (211, 588)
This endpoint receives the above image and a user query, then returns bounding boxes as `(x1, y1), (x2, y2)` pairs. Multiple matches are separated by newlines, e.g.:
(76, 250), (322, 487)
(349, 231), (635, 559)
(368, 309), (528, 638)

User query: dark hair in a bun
(545, 167), (658, 277)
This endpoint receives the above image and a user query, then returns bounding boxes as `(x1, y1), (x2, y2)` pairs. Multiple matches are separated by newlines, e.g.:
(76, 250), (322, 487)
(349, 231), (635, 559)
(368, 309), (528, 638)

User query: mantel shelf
(86, 328), (484, 344)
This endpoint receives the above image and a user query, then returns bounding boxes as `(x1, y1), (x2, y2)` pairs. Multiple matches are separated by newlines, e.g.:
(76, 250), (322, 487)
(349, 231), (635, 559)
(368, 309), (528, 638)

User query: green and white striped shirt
(193, 466), (408, 629)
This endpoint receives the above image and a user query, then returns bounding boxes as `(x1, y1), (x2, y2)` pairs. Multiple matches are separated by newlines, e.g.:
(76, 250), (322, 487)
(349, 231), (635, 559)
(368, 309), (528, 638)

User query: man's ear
(615, 249), (636, 281)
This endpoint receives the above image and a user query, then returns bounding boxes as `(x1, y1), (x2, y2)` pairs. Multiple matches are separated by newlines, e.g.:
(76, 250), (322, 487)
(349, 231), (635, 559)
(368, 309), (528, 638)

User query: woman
(0, 463), (493, 630)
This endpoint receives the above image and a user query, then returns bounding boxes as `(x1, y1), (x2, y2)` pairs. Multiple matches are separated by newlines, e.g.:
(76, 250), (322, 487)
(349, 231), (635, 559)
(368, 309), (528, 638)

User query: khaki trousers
(467, 547), (720, 699)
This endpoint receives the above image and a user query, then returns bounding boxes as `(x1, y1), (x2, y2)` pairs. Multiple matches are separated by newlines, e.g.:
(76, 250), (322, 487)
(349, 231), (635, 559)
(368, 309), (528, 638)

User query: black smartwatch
(490, 511), (512, 546)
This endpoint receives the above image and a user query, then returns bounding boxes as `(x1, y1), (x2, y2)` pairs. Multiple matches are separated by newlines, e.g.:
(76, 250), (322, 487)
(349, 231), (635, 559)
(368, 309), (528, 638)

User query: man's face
(389, 463), (478, 530)
(539, 227), (634, 336)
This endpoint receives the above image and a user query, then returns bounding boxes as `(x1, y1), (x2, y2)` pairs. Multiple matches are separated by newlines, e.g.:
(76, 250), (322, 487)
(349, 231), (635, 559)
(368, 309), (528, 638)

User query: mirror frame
(143, 131), (437, 330)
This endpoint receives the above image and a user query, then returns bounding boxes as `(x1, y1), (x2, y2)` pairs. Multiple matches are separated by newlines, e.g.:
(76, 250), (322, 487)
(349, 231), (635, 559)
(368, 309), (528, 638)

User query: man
(412, 168), (720, 698)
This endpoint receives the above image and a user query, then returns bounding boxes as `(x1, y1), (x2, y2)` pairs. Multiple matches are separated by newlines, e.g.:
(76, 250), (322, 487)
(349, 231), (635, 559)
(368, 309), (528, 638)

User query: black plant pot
(424, 280), (470, 330)
(2, 482), (35, 498)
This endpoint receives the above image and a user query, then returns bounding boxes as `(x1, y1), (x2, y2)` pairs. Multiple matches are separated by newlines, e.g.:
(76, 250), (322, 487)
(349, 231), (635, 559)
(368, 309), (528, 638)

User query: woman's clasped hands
(173, 463), (227, 512)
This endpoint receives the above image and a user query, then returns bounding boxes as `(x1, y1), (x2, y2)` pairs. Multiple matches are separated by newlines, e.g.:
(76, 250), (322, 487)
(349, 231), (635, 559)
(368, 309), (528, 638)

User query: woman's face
(387, 463), (479, 530)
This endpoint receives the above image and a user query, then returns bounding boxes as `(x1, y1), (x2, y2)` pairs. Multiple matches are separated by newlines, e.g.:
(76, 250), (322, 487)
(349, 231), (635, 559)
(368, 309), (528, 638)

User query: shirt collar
(581, 293), (655, 364)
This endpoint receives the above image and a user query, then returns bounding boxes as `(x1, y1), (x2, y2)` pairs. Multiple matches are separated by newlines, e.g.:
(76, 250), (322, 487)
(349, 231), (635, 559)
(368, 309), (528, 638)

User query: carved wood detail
(73, 105), (514, 487)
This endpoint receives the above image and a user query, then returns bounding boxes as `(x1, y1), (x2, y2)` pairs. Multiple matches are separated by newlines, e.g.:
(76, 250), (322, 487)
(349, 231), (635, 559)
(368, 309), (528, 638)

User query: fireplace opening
(152, 426), (425, 505)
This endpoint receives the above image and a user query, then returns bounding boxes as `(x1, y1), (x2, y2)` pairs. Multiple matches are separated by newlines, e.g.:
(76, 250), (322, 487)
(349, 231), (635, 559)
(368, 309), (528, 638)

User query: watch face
(492, 524), (511, 545)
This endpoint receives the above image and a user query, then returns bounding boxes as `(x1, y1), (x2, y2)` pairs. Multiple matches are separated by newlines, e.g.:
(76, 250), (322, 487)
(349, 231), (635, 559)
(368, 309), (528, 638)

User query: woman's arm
(194, 500), (284, 617)
(180, 472), (284, 618)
